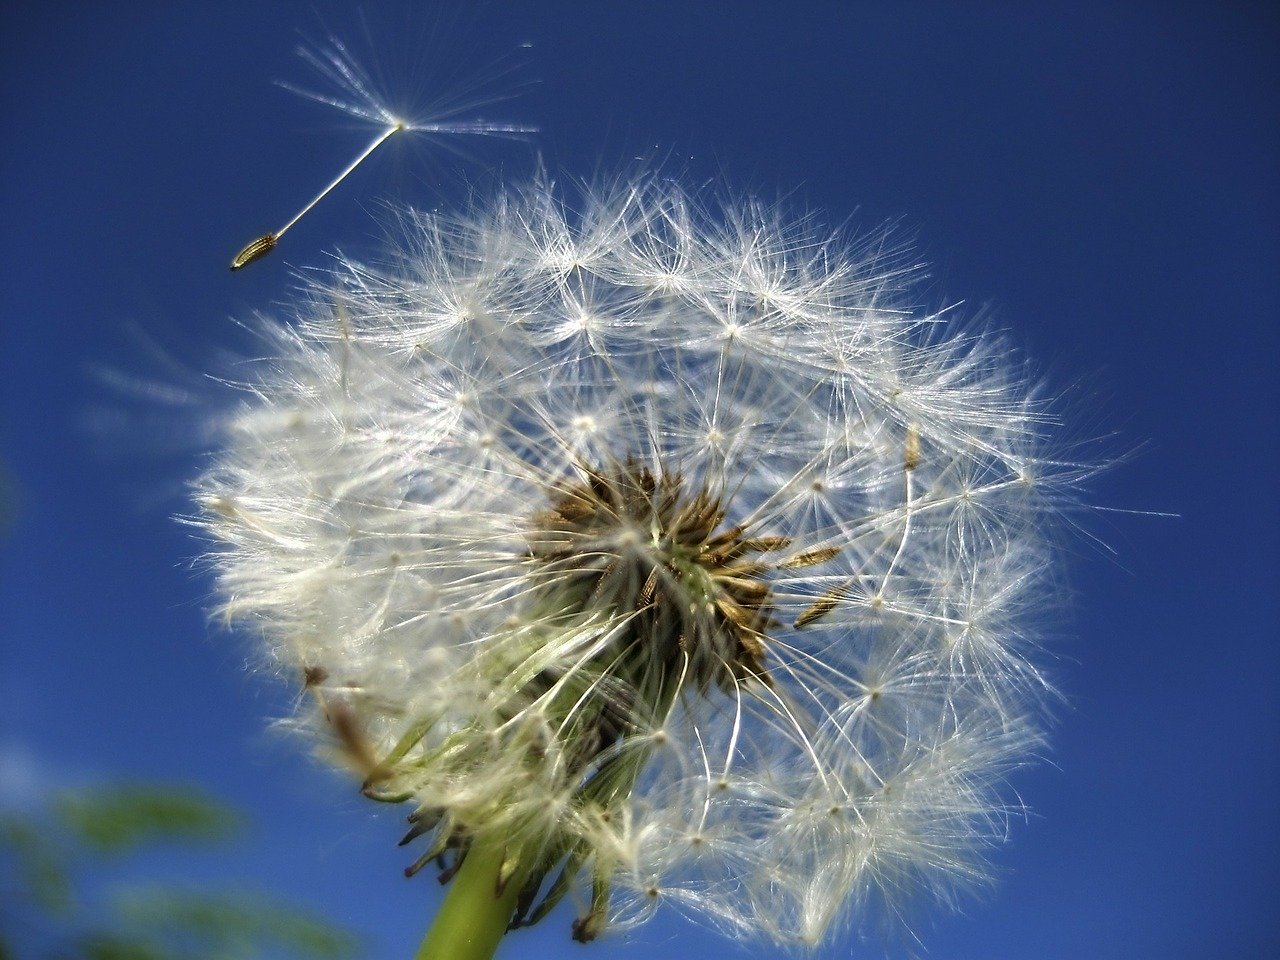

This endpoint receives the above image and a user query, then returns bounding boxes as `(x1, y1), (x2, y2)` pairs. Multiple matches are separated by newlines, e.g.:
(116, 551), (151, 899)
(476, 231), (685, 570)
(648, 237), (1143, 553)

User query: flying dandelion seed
(199, 164), (1094, 956)
(230, 38), (535, 271)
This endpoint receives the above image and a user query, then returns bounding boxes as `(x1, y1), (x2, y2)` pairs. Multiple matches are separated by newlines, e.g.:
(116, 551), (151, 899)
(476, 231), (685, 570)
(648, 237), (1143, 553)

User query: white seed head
(199, 172), (1080, 946)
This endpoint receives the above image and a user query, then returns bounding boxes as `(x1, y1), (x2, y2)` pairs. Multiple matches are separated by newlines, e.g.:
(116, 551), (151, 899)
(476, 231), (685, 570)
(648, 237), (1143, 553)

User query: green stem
(414, 835), (525, 960)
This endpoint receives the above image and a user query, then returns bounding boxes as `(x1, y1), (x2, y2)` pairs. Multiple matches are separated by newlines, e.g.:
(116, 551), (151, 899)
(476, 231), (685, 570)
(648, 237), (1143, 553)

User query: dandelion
(231, 38), (535, 271)
(198, 172), (1086, 957)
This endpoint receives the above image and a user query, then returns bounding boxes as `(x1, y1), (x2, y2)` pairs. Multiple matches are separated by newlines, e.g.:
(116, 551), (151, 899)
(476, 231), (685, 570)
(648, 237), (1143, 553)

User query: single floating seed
(228, 124), (406, 272)
(230, 233), (278, 271)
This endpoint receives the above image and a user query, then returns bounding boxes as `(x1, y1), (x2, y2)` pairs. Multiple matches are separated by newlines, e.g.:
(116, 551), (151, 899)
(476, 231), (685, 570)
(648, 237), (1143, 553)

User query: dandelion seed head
(200, 170), (1082, 946)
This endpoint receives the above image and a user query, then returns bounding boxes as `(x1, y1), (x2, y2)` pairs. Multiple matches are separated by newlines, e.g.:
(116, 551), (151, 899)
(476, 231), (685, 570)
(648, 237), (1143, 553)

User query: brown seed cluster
(372, 460), (845, 938)
(527, 458), (784, 697)
(498, 458), (859, 938)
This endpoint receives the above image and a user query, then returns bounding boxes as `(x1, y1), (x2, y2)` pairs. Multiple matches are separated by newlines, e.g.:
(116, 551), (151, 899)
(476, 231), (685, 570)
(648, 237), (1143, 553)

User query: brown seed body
(230, 233), (278, 271)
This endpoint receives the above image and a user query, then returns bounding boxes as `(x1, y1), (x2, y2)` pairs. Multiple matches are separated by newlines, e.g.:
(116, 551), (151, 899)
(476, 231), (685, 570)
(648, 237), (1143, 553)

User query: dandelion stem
(415, 833), (526, 960)
(276, 123), (403, 239)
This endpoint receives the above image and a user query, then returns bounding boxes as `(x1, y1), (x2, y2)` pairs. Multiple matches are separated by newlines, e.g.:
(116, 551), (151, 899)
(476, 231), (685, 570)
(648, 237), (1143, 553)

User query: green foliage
(74, 935), (168, 960)
(110, 889), (358, 960)
(0, 783), (360, 960)
(54, 785), (244, 854)
(0, 815), (71, 914)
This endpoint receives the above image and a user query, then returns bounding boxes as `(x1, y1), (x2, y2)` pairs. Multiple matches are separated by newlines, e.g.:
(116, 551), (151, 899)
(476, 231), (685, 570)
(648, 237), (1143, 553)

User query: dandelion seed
(794, 583), (849, 629)
(229, 233), (277, 271)
(200, 172), (1091, 952)
(905, 422), (922, 472)
(230, 38), (535, 271)
(779, 545), (842, 569)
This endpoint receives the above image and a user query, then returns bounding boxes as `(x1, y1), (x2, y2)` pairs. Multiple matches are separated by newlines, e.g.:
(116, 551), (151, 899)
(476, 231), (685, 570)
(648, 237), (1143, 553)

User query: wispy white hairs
(201, 171), (1088, 947)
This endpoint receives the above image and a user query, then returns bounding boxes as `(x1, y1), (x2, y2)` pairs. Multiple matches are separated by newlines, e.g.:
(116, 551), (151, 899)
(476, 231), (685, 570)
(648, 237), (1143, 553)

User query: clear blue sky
(2, 2), (1277, 958)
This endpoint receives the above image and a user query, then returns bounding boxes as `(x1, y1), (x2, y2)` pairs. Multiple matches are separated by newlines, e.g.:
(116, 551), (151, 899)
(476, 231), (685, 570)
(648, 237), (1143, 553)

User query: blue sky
(1, 2), (1277, 958)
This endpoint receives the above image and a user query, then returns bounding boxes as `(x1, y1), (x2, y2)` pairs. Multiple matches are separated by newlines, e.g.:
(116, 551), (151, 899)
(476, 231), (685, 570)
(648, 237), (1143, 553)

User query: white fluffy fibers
(199, 172), (1079, 947)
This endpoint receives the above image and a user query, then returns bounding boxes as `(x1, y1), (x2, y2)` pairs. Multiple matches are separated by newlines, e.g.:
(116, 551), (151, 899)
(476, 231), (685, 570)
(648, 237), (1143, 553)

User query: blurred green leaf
(0, 813), (73, 912)
(74, 934), (168, 960)
(55, 786), (245, 855)
(112, 887), (359, 960)
(3, 782), (361, 960)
